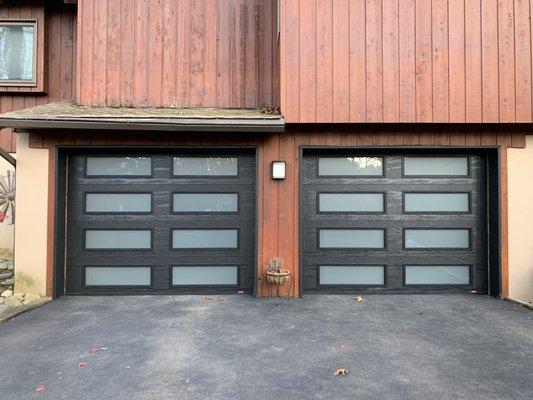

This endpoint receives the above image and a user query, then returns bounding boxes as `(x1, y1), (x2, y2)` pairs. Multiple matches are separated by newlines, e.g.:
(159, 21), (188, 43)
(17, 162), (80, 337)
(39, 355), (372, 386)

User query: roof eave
(0, 117), (285, 133)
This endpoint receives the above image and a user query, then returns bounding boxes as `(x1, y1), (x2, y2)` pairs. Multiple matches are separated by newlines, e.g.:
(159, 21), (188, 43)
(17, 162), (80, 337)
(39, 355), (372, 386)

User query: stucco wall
(13, 133), (49, 296)
(508, 136), (533, 307)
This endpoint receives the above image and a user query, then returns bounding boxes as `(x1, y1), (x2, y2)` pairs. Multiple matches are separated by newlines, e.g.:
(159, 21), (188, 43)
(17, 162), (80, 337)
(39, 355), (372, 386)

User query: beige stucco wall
(508, 136), (533, 307)
(13, 132), (49, 296)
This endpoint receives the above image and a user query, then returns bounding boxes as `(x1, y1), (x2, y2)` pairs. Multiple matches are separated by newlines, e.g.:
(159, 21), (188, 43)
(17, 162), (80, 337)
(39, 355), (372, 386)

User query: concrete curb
(0, 298), (52, 323)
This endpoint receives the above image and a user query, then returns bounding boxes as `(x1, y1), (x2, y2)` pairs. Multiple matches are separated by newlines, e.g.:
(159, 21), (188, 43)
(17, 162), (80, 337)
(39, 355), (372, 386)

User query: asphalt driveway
(0, 294), (531, 400)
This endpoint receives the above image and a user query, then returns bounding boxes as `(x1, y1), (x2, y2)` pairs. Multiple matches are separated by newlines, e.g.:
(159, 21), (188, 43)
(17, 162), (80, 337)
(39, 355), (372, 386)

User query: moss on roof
(0, 101), (282, 120)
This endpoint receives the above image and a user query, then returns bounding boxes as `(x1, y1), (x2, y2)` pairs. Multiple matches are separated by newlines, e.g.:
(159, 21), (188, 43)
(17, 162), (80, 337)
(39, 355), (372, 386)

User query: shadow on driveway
(0, 294), (532, 400)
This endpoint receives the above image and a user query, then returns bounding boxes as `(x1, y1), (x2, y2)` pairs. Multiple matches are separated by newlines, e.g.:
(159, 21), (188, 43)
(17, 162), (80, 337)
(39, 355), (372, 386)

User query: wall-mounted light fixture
(272, 161), (286, 180)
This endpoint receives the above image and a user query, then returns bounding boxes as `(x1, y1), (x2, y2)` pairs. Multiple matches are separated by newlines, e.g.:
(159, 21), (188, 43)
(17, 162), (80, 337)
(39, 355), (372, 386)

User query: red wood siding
(76, 0), (279, 109)
(0, 2), (77, 152)
(280, 0), (533, 123)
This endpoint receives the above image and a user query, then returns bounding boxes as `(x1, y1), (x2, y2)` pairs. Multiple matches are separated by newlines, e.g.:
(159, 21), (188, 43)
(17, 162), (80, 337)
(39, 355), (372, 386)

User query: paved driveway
(0, 295), (531, 400)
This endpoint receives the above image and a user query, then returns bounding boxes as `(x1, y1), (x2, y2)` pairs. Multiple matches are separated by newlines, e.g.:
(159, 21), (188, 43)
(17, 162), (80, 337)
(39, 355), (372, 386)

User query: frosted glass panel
(320, 266), (385, 285)
(404, 229), (470, 248)
(319, 193), (384, 212)
(0, 23), (35, 82)
(404, 193), (469, 212)
(173, 157), (237, 176)
(86, 193), (151, 213)
(85, 267), (151, 286)
(403, 157), (468, 176)
(173, 193), (238, 212)
(405, 266), (470, 285)
(319, 229), (385, 248)
(172, 229), (238, 249)
(85, 230), (151, 249)
(318, 157), (383, 176)
(172, 266), (238, 285)
(86, 157), (151, 176)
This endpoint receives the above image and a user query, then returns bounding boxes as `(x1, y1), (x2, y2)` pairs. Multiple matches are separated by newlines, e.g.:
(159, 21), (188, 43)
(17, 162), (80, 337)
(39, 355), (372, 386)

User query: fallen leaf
(338, 345), (347, 351)
(203, 296), (213, 300)
(77, 362), (87, 368)
(354, 296), (364, 303)
(333, 368), (348, 376)
(35, 385), (45, 394)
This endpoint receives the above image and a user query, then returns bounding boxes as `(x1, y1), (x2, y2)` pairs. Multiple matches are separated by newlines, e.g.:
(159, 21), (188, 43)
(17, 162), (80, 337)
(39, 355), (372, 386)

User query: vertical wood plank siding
(280, 0), (533, 123)
(31, 126), (525, 298)
(76, 0), (279, 109)
(0, 2), (77, 152)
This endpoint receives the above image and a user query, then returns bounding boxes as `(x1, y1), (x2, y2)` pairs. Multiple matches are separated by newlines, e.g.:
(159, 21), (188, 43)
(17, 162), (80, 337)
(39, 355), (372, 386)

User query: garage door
(66, 151), (256, 294)
(301, 152), (487, 293)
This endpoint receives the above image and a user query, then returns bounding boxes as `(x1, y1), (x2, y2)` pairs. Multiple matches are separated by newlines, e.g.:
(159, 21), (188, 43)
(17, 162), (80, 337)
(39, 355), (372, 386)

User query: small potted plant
(265, 257), (290, 285)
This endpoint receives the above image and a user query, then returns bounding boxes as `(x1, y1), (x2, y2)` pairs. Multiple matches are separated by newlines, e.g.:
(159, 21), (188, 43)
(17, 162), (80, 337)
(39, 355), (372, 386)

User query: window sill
(0, 85), (45, 94)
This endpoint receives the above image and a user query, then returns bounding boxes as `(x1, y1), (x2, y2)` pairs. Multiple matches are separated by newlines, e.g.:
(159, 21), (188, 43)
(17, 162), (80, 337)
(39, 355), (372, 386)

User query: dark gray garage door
(66, 151), (256, 294)
(301, 152), (487, 293)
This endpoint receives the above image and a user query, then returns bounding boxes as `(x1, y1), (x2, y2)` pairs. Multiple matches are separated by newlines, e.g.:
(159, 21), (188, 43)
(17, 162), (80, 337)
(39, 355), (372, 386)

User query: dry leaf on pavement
(333, 368), (348, 376)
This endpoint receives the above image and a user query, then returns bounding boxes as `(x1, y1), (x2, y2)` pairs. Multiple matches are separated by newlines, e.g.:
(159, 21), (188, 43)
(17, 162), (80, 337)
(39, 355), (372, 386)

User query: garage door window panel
(318, 192), (386, 213)
(171, 266), (239, 286)
(173, 156), (238, 177)
(402, 156), (470, 177)
(84, 266), (152, 287)
(319, 265), (386, 286)
(403, 192), (471, 213)
(318, 157), (384, 177)
(85, 156), (152, 177)
(172, 229), (239, 249)
(404, 265), (472, 286)
(84, 193), (153, 214)
(319, 229), (386, 249)
(84, 229), (152, 250)
(172, 193), (239, 213)
(404, 229), (471, 249)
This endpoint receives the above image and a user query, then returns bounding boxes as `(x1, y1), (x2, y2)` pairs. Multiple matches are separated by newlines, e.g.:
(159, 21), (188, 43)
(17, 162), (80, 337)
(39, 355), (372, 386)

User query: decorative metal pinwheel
(0, 171), (15, 224)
